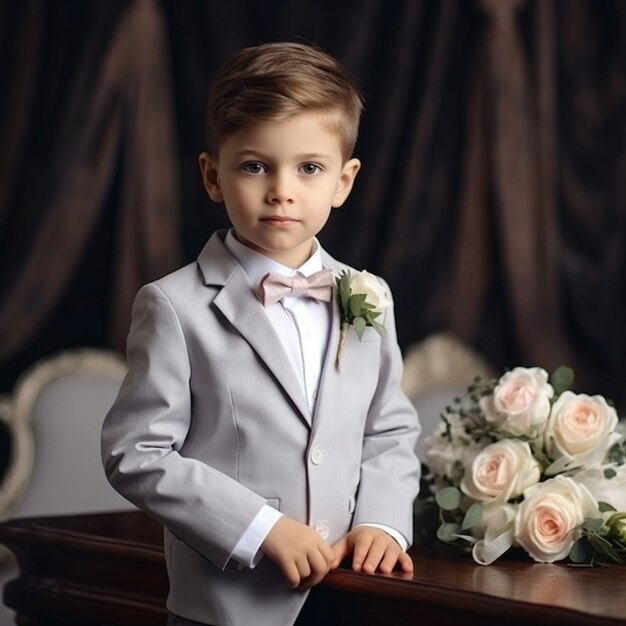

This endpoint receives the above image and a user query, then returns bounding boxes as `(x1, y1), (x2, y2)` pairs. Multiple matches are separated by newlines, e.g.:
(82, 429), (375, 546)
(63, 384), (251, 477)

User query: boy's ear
(332, 158), (361, 208)
(199, 152), (223, 202)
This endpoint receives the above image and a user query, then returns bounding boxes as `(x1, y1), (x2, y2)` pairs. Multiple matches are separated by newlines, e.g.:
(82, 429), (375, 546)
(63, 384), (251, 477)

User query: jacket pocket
(265, 497), (281, 511)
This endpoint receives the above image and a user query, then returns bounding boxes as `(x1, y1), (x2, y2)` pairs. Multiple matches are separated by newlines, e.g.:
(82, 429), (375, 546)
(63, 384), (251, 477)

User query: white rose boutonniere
(335, 269), (390, 369)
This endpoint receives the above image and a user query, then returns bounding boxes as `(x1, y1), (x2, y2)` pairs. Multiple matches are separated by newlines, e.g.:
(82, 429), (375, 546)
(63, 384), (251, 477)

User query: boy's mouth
(261, 216), (299, 227)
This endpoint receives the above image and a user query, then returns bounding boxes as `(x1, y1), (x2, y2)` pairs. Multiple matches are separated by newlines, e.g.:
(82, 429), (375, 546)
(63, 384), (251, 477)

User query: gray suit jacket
(101, 231), (420, 626)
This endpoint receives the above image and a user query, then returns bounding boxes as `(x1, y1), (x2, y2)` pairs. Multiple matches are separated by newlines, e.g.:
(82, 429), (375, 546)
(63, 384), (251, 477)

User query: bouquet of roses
(416, 366), (626, 566)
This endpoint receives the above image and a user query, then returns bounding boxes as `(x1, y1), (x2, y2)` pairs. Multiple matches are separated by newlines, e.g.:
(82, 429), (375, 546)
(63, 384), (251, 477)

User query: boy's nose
(267, 173), (294, 204)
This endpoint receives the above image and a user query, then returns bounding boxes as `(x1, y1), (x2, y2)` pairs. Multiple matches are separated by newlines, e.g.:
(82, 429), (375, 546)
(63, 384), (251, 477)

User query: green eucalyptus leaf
(437, 522), (462, 543)
(462, 502), (483, 530)
(338, 272), (351, 314)
(369, 319), (385, 335)
(569, 538), (590, 564)
(353, 316), (366, 339)
(349, 293), (367, 317)
(599, 501), (617, 513)
(589, 533), (612, 549)
(587, 535), (623, 563)
(435, 486), (462, 511)
(604, 468), (617, 479)
(580, 518), (604, 532)
(550, 365), (575, 395)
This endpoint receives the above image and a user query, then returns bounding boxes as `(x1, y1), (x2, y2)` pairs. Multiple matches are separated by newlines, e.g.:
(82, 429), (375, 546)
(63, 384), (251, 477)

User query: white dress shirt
(223, 230), (407, 567)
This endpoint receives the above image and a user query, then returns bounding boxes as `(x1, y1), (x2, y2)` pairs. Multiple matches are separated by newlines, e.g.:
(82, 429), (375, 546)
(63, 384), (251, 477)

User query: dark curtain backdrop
(1, 1), (625, 409)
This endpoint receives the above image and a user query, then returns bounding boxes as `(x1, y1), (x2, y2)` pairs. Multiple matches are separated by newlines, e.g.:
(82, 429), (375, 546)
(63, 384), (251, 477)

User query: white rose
(349, 270), (391, 314)
(545, 391), (619, 464)
(575, 463), (626, 512)
(461, 439), (541, 502)
(481, 367), (554, 437)
(514, 475), (599, 563)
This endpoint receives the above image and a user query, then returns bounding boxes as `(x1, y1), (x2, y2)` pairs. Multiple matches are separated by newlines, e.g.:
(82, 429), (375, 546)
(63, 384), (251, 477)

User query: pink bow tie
(257, 269), (334, 307)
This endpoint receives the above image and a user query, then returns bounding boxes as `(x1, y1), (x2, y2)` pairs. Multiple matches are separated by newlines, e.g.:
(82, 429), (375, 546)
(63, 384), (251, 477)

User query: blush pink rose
(514, 476), (598, 563)
(481, 367), (554, 437)
(461, 439), (540, 502)
(545, 391), (619, 464)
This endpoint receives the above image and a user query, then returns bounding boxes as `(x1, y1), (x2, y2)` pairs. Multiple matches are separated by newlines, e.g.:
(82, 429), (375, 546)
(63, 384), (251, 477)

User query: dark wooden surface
(1, 510), (625, 626)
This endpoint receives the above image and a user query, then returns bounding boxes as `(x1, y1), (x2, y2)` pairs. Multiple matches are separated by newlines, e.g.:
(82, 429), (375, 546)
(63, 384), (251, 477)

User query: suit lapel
(311, 252), (344, 432)
(198, 232), (312, 425)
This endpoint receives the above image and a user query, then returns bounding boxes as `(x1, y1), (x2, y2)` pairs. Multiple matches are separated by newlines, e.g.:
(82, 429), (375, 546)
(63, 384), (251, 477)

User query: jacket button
(310, 446), (326, 465)
(315, 520), (330, 539)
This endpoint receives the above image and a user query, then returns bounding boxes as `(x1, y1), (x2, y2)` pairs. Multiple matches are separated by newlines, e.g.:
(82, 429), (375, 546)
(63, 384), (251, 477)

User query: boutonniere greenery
(335, 269), (391, 369)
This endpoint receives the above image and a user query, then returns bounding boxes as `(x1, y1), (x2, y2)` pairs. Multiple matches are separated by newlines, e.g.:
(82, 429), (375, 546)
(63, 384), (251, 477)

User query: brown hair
(206, 42), (363, 160)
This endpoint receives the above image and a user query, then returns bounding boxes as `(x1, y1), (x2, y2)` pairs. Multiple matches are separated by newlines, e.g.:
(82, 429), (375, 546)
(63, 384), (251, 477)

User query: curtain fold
(108, 0), (181, 352)
(0, 0), (180, 360)
(381, 0), (458, 278)
(448, 0), (578, 370)
(0, 1), (42, 231)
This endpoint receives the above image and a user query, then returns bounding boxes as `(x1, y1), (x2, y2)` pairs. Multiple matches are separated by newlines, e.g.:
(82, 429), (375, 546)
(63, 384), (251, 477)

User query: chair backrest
(0, 348), (133, 520)
(402, 333), (496, 460)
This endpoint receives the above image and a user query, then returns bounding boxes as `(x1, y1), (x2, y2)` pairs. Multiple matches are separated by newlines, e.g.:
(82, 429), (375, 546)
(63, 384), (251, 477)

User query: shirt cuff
(353, 523), (409, 552)
(230, 504), (283, 568)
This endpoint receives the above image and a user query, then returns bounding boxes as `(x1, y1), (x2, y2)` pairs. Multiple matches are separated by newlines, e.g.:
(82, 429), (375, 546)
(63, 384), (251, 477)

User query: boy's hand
(331, 526), (414, 575)
(261, 516), (335, 591)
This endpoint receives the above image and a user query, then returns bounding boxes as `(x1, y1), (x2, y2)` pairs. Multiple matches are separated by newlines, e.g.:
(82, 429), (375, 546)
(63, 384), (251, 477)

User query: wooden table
(0, 510), (625, 626)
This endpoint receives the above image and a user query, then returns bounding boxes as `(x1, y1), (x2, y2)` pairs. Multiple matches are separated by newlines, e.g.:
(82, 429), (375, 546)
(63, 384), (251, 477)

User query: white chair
(0, 348), (133, 521)
(402, 333), (495, 460)
(0, 349), (134, 625)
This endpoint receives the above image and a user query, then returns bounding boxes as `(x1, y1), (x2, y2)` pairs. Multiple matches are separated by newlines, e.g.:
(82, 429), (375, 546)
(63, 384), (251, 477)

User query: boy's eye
(241, 162), (267, 175)
(300, 163), (322, 176)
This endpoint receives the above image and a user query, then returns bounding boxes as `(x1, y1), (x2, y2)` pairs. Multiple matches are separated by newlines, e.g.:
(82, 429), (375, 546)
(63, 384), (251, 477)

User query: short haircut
(206, 41), (363, 160)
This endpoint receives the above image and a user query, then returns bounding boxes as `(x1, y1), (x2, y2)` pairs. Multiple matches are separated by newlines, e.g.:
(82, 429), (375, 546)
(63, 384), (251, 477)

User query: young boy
(102, 41), (420, 626)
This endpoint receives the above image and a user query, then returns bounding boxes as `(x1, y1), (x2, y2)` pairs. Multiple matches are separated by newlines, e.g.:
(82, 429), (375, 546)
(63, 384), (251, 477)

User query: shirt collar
(224, 229), (324, 288)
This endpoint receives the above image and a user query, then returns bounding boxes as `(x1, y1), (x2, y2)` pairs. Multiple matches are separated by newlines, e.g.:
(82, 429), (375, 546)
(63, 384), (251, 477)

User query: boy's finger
(319, 539), (336, 565)
(378, 545), (401, 574)
(351, 536), (373, 572)
(308, 549), (331, 578)
(283, 561), (302, 589)
(398, 550), (414, 573)
(298, 566), (327, 590)
(330, 535), (349, 568)
(360, 537), (387, 573)
(298, 551), (331, 590)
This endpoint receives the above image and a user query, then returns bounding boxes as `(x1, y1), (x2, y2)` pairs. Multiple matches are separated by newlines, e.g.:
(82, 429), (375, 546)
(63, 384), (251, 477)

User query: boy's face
(199, 112), (360, 268)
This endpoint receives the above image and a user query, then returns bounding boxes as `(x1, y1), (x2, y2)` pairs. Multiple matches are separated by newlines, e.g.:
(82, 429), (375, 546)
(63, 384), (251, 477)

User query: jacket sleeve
(351, 280), (421, 545)
(101, 283), (268, 569)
